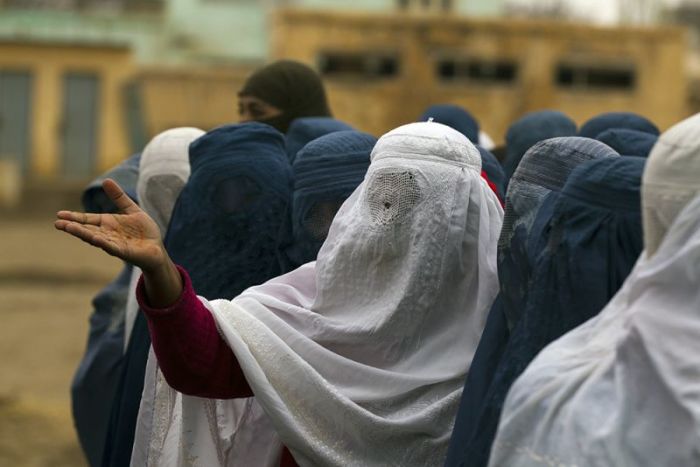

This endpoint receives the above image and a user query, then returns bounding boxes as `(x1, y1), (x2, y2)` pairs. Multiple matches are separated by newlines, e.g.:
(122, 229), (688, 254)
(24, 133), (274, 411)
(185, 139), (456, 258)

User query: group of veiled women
(57, 59), (700, 467)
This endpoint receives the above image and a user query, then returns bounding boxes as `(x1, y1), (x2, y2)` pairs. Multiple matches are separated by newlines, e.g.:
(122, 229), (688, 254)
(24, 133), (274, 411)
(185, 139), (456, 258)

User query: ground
(0, 214), (122, 466)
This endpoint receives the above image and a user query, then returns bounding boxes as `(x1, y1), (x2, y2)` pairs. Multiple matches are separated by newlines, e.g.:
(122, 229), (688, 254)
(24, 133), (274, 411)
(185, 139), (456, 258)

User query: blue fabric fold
(595, 128), (658, 158)
(285, 117), (354, 163)
(418, 104), (480, 144)
(578, 111), (659, 139)
(71, 155), (140, 467)
(102, 123), (294, 467)
(503, 110), (577, 183)
(445, 137), (619, 467)
(455, 156), (642, 467)
(283, 130), (375, 268)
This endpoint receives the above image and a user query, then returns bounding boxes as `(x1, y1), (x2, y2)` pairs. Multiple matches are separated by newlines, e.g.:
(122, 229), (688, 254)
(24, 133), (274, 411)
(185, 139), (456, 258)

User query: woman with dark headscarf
(238, 60), (332, 134)
(445, 137), (619, 467)
(502, 110), (578, 183)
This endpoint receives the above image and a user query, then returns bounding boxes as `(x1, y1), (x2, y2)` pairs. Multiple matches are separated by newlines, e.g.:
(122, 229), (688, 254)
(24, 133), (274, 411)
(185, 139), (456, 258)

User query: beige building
(0, 41), (134, 181)
(0, 9), (689, 187)
(271, 9), (688, 143)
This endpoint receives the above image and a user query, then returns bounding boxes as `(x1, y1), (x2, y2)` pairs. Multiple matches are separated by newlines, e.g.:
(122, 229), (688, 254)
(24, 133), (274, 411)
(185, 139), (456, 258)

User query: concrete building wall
(272, 9), (687, 142)
(0, 42), (134, 180)
(136, 65), (252, 136)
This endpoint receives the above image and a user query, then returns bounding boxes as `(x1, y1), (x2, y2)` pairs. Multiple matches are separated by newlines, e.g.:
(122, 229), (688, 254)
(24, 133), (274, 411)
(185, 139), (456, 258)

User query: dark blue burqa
(285, 117), (354, 163)
(102, 123), (293, 467)
(578, 111), (659, 139)
(444, 137), (619, 467)
(71, 154), (140, 467)
(283, 130), (375, 268)
(595, 128), (658, 158)
(418, 104), (480, 143)
(502, 110), (578, 183)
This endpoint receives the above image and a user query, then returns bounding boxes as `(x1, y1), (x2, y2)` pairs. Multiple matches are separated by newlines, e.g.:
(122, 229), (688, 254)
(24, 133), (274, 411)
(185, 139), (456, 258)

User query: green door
(62, 73), (100, 179)
(0, 71), (33, 174)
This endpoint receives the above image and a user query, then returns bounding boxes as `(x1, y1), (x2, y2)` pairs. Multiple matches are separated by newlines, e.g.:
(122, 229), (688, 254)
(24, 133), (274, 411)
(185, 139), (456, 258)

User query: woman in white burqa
(487, 113), (700, 467)
(55, 122), (503, 466)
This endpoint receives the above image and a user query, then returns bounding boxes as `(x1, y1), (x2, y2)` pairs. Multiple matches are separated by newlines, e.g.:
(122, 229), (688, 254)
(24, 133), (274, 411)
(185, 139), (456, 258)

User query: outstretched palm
(55, 179), (166, 272)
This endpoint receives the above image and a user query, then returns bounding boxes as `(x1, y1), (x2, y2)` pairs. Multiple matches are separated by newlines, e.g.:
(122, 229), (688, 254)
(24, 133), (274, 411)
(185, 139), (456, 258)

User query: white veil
(134, 122), (503, 466)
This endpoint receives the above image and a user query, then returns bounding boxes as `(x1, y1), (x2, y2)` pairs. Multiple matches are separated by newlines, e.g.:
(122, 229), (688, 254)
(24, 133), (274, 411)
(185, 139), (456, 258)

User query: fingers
(54, 220), (123, 257)
(103, 179), (140, 215)
(56, 210), (102, 226)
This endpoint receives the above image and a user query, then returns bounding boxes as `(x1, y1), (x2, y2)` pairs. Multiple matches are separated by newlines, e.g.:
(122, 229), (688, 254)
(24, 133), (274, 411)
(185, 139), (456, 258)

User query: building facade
(272, 8), (688, 142)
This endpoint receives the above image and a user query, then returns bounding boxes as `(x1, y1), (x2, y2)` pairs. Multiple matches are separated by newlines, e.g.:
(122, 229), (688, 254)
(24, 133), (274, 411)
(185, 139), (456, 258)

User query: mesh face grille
(144, 174), (185, 221)
(367, 170), (421, 226)
(213, 176), (262, 214)
(302, 199), (345, 240)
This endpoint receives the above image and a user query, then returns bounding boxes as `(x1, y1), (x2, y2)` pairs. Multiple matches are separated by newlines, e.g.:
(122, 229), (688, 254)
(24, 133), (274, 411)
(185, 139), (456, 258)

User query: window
(437, 58), (519, 84)
(396, 0), (453, 11)
(556, 63), (636, 91)
(318, 52), (399, 79)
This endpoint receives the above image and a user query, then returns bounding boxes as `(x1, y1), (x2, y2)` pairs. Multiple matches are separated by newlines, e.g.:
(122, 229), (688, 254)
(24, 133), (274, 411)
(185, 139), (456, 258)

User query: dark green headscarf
(239, 60), (332, 133)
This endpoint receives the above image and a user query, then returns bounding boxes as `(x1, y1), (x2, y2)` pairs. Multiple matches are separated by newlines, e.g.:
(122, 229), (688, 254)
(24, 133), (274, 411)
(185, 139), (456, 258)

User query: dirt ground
(0, 214), (122, 466)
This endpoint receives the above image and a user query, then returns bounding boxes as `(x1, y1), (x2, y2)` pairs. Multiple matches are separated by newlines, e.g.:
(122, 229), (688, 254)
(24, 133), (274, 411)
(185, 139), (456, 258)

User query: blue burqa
(502, 110), (578, 183)
(283, 130), (375, 268)
(102, 123), (293, 467)
(595, 128), (658, 158)
(578, 111), (659, 139)
(418, 104), (480, 144)
(285, 117), (354, 163)
(71, 154), (140, 467)
(444, 137), (619, 467)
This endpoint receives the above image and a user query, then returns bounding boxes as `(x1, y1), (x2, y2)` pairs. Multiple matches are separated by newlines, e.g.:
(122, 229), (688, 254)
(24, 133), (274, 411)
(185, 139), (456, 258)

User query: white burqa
(132, 122), (503, 466)
(124, 127), (204, 351)
(488, 113), (700, 466)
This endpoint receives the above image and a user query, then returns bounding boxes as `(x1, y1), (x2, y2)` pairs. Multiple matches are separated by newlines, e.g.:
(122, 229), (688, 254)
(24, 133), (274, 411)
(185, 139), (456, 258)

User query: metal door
(0, 71), (33, 174)
(62, 73), (100, 178)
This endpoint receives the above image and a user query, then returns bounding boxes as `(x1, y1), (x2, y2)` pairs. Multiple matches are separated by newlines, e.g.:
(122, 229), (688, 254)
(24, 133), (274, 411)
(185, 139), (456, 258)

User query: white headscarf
(488, 114), (700, 467)
(643, 113), (700, 256)
(134, 122), (503, 466)
(124, 127), (204, 350)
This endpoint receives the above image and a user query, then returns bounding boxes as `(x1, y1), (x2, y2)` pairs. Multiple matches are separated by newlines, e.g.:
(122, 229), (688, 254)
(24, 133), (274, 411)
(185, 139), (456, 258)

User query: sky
(515, 0), (695, 24)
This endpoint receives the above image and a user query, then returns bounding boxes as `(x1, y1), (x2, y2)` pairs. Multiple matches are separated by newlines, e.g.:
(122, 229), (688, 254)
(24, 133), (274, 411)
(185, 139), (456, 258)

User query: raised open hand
(55, 179), (167, 273)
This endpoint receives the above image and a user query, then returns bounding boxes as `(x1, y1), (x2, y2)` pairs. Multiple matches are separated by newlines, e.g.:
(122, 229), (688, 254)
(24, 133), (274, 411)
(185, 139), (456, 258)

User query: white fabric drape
(488, 194), (700, 467)
(489, 113), (700, 466)
(123, 127), (203, 352)
(134, 122), (503, 466)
